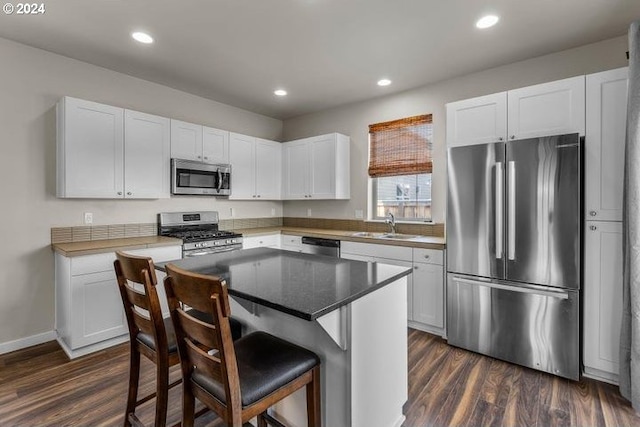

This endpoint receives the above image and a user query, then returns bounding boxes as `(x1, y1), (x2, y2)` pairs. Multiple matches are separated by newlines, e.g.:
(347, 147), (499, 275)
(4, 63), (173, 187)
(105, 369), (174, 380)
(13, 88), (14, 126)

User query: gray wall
(282, 36), (629, 224)
(0, 37), (283, 346)
(0, 34), (631, 347)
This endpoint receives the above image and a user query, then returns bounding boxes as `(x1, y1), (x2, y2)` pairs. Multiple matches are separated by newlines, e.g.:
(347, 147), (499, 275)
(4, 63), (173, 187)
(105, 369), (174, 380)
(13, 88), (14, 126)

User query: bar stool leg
(257, 412), (268, 427)
(124, 347), (141, 427)
(155, 356), (169, 427)
(306, 366), (321, 427)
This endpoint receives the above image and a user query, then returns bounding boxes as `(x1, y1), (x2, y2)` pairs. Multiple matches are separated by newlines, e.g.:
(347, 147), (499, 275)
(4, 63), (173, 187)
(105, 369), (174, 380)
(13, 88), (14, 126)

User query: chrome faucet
(385, 212), (396, 234)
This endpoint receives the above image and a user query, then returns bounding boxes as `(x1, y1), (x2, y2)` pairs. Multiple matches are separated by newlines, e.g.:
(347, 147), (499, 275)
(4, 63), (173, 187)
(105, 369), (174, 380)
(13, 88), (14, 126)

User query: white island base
(230, 276), (408, 427)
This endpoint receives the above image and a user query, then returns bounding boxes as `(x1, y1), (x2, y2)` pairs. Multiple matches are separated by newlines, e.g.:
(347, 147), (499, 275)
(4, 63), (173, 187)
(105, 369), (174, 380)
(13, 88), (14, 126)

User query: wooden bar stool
(164, 263), (322, 427)
(114, 251), (242, 427)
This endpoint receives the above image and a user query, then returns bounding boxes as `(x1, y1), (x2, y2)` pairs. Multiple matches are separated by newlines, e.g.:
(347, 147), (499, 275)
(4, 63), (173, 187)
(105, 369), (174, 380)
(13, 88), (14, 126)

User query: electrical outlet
(355, 210), (364, 219)
(230, 207), (235, 217)
(307, 209), (312, 217)
(83, 212), (93, 224)
(271, 208), (276, 216)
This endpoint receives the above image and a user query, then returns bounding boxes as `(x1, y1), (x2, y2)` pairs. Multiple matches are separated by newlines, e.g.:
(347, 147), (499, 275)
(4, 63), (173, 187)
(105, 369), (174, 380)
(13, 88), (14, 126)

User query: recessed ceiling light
(274, 89), (288, 96)
(377, 79), (392, 87)
(476, 15), (499, 29)
(132, 31), (154, 44)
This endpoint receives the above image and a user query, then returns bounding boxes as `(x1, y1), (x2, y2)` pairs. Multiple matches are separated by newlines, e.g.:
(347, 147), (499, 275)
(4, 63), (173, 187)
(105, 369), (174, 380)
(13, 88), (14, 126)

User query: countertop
(238, 226), (446, 249)
(51, 236), (183, 257)
(156, 247), (413, 321)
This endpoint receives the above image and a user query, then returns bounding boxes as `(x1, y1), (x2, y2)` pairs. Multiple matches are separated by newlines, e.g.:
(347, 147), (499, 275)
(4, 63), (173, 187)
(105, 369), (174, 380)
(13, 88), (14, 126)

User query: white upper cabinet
(585, 67), (628, 222)
(507, 76), (585, 140)
(57, 97), (170, 199)
(229, 133), (281, 200)
(124, 110), (170, 199)
(171, 120), (229, 164)
(446, 76), (586, 147)
(170, 119), (203, 162)
(446, 92), (507, 147)
(255, 138), (282, 200)
(283, 133), (350, 200)
(203, 126), (230, 164)
(57, 97), (124, 198)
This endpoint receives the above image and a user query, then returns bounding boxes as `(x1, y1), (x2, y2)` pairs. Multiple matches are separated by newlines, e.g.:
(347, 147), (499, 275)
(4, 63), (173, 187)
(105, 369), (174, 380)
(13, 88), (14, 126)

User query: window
(368, 114), (433, 221)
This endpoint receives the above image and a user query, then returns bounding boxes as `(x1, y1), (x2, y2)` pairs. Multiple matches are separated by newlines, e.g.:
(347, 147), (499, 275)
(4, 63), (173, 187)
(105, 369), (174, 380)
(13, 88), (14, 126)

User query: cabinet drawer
(71, 252), (117, 275)
(281, 234), (302, 246)
(413, 248), (443, 265)
(341, 241), (412, 261)
(126, 246), (182, 263)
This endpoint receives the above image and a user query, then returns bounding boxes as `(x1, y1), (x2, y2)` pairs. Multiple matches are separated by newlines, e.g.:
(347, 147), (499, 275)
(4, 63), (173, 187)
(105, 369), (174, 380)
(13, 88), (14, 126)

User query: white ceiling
(1, 0), (639, 119)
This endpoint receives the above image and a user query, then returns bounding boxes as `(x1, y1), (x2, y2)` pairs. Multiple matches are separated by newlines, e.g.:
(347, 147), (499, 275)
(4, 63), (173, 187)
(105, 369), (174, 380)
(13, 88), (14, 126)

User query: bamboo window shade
(368, 114), (433, 178)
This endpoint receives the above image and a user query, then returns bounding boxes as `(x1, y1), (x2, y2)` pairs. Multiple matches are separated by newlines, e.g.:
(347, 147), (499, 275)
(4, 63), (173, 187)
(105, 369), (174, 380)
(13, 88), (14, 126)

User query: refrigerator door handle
(451, 276), (570, 300)
(508, 161), (516, 260)
(495, 162), (503, 258)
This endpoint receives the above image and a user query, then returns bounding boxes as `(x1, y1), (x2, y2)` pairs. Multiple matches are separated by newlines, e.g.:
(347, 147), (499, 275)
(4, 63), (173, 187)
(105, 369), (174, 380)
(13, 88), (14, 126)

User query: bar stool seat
(192, 331), (320, 407)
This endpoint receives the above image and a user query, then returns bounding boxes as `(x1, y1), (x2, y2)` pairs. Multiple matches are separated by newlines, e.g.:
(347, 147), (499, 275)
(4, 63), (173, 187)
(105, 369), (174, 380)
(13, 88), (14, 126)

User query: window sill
(365, 219), (435, 225)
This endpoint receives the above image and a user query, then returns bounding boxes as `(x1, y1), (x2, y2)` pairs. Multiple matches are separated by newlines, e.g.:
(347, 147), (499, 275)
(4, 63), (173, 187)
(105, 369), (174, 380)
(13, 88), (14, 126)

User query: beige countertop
(51, 226), (445, 257)
(238, 226), (446, 250)
(51, 236), (183, 257)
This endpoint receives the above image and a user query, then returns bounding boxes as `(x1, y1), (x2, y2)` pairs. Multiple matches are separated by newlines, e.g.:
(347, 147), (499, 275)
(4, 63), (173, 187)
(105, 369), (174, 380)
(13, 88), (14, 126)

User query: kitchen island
(156, 247), (412, 427)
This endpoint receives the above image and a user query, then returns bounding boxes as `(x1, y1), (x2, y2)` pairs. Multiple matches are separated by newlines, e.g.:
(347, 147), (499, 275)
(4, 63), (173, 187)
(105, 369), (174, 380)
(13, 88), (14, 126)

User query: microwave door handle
(217, 169), (222, 192)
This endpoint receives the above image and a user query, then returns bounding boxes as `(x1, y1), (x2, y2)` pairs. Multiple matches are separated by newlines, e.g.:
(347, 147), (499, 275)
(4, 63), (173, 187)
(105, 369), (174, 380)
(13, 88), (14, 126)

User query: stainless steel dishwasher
(300, 236), (340, 257)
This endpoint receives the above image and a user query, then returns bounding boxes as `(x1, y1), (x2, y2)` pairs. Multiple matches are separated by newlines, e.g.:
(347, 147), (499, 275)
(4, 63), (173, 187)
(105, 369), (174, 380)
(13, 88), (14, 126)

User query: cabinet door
(255, 138), (282, 199)
(584, 221), (623, 376)
(202, 126), (230, 164)
(412, 262), (444, 328)
(124, 110), (170, 199)
(170, 119), (203, 161)
(586, 68), (628, 222)
(59, 97), (124, 198)
(309, 135), (336, 199)
(446, 92), (507, 147)
(242, 234), (280, 249)
(283, 140), (310, 199)
(507, 76), (585, 140)
(70, 271), (127, 348)
(229, 133), (256, 199)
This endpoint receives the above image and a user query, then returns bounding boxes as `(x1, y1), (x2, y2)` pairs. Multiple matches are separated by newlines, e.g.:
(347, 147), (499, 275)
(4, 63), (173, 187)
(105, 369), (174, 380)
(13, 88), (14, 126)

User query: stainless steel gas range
(158, 211), (243, 257)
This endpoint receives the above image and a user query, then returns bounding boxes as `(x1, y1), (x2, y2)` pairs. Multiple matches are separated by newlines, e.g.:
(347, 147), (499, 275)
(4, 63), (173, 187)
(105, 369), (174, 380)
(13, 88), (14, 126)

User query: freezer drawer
(446, 274), (579, 380)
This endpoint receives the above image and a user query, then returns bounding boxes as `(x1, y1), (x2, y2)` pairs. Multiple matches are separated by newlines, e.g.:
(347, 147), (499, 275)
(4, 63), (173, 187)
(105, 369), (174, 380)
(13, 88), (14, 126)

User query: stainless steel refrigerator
(446, 133), (580, 380)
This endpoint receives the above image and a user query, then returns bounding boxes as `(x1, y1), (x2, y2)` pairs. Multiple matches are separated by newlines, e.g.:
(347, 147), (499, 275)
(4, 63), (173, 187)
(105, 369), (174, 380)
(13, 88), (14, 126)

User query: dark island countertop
(156, 247), (412, 321)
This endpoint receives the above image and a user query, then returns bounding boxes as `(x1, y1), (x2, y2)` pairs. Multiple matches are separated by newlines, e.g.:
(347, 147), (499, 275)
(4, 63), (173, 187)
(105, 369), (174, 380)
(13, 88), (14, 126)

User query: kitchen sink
(350, 232), (377, 237)
(378, 233), (420, 240)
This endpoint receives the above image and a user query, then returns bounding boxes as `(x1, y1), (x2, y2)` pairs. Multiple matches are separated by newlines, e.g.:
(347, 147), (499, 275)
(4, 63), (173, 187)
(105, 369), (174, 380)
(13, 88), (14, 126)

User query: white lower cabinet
(280, 234), (303, 252)
(411, 248), (444, 332)
(583, 221), (623, 383)
(55, 245), (182, 359)
(242, 234), (281, 249)
(341, 241), (445, 336)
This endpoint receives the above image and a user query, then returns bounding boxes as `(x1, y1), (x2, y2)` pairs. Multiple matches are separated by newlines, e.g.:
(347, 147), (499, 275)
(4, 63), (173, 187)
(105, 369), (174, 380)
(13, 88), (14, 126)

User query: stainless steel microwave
(171, 159), (231, 196)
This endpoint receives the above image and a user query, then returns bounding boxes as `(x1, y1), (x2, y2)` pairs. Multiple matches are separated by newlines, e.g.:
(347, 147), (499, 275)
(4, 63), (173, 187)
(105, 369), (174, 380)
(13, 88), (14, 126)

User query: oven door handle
(184, 246), (241, 257)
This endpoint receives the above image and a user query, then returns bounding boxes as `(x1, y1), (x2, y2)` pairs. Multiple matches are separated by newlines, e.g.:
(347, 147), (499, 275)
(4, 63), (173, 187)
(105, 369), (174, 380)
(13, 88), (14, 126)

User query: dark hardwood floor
(0, 329), (638, 426)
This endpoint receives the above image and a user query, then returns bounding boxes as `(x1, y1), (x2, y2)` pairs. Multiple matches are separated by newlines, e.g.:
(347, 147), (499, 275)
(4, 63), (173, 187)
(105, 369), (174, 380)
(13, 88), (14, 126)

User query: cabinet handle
(589, 211), (597, 216)
(423, 254), (430, 260)
(498, 137), (504, 141)
(117, 191), (122, 195)
(197, 155), (202, 159)
(590, 225), (597, 231)
(257, 195), (261, 198)
(252, 195), (256, 198)
(127, 192), (132, 196)
(510, 135), (516, 140)
(204, 156), (208, 160)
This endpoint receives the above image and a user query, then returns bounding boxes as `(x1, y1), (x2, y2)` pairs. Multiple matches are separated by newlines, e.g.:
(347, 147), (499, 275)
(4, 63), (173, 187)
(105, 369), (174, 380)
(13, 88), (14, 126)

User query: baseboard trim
(583, 366), (619, 385)
(0, 330), (56, 355)
(57, 334), (129, 359)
